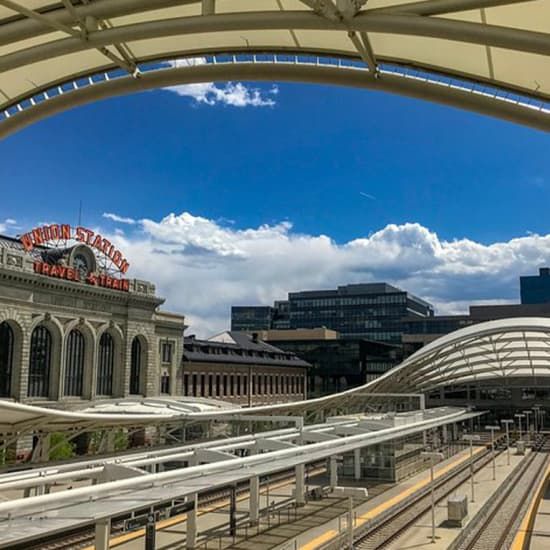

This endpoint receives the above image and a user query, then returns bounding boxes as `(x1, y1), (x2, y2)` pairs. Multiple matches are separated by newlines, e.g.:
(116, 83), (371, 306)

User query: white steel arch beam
(0, 1), (549, 135)
(1, 60), (548, 140)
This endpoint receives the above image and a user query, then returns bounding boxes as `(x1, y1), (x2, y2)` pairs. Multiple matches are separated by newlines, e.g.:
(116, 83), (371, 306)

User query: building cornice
(0, 267), (164, 308)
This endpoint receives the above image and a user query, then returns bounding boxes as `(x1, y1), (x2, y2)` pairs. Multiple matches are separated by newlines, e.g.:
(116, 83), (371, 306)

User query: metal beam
(0, 0), (80, 37)
(202, 0), (215, 16)
(1, 11), (549, 76)
(299, 0), (342, 21)
(60, 0), (81, 24)
(0, 0), (197, 47)
(337, 0), (369, 18)
(1, 62), (547, 141)
(348, 30), (378, 74)
(374, 0), (531, 16)
(0, 0), (136, 74)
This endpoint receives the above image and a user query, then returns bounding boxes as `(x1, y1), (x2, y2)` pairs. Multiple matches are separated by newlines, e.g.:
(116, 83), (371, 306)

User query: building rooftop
(182, 332), (310, 369)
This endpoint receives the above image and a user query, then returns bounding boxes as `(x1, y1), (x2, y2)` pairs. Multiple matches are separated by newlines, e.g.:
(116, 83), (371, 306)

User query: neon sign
(32, 262), (130, 291)
(20, 223), (130, 274)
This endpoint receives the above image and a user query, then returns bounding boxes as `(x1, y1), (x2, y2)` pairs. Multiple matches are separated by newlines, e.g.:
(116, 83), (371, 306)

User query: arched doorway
(64, 329), (85, 396)
(0, 322), (13, 397)
(28, 325), (52, 397)
(97, 332), (114, 396)
(130, 337), (145, 395)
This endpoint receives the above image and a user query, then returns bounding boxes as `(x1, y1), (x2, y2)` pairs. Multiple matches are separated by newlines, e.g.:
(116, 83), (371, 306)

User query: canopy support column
(250, 475), (260, 524)
(329, 456), (338, 488)
(95, 518), (110, 550)
(354, 448), (361, 480)
(295, 463), (305, 506)
(186, 494), (198, 549)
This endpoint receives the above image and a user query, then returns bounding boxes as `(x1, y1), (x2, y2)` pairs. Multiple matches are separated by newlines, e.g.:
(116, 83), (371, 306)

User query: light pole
(501, 420), (513, 465)
(333, 486), (368, 549)
(515, 413), (525, 442)
(421, 451), (444, 543)
(485, 425), (500, 481)
(463, 435), (480, 502)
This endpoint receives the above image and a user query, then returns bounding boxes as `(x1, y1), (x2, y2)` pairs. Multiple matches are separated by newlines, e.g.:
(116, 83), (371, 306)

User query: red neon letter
(49, 224), (60, 240)
(31, 228), (44, 246)
(119, 259), (129, 274)
(21, 234), (34, 251)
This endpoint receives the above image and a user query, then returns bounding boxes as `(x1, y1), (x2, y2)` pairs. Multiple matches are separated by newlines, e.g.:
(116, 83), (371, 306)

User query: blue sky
(1, 80), (550, 334)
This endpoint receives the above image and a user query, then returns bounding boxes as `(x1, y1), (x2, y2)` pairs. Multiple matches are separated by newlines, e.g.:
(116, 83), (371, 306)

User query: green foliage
(49, 433), (75, 461)
(115, 430), (129, 451)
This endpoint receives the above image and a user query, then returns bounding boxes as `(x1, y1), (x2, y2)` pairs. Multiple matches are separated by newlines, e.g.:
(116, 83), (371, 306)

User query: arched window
(64, 329), (85, 396)
(97, 333), (114, 396)
(28, 326), (52, 397)
(0, 322), (14, 397)
(130, 337), (142, 395)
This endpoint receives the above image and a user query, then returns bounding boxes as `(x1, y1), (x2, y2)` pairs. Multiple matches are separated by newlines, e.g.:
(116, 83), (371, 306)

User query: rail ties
(452, 436), (550, 550)
(354, 448), (495, 550)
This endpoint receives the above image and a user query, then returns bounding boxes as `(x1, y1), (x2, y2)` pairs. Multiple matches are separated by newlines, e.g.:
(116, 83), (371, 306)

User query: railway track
(353, 446), (499, 550)
(450, 436), (550, 550)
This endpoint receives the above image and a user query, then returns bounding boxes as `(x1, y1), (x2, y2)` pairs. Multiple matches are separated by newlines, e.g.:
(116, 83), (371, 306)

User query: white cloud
(0, 218), (17, 233)
(162, 58), (277, 107)
(100, 212), (550, 337)
(102, 212), (137, 225)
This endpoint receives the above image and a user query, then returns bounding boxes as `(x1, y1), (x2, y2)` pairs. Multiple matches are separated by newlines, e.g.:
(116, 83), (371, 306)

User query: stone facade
(0, 237), (185, 408)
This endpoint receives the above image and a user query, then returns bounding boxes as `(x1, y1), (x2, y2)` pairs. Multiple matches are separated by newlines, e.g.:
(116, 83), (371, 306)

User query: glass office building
(231, 306), (274, 331)
(520, 268), (550, 304)
(231, 302), (291, 332)
(288, 283), (434, 342)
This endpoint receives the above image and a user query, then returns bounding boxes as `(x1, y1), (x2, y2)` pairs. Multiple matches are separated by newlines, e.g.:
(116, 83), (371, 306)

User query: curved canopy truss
(0, 0), (549, 137)
(368, 317), (550, 393)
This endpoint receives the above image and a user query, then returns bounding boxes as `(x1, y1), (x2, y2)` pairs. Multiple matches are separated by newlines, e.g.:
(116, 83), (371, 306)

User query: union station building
(0, 224), (186, 407)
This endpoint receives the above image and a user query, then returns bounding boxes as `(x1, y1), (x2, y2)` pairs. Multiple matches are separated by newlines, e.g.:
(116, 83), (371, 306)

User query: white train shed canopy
(369, 316), (550, 393)
(0, 396), (235, 435)
(0, 0), (549, 137)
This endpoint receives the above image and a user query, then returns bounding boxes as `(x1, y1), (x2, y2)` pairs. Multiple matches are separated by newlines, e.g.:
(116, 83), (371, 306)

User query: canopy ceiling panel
(364, 318), (550, 393)
(0, 0), (548, 137)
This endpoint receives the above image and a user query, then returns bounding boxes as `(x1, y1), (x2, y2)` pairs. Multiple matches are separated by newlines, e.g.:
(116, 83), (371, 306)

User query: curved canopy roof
(0, 0), (549, 137)
(369, 316), (550, 392)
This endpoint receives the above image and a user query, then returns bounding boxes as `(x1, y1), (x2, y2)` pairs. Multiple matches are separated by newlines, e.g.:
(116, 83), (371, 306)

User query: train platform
(105, 444), (486, 549)
(519, 465), (550, 550)
(384, 447), (527, 549)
